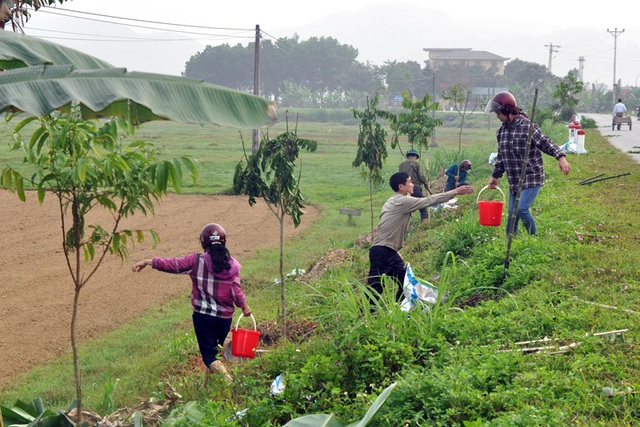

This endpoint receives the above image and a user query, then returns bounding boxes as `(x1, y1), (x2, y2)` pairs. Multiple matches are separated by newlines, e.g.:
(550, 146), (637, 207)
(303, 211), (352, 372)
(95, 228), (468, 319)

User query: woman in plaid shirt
(132, 223), (252, 383)
(485, 92), (571, 235)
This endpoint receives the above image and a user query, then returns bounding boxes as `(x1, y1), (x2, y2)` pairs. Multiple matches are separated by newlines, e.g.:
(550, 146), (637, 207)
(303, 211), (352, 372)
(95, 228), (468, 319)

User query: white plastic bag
(400, 263), (439, 312)
(560, 141), (577, 153)
(488, 152), (498, 165)
(433, 197), (458, 212)
(271, 373), (285, 395)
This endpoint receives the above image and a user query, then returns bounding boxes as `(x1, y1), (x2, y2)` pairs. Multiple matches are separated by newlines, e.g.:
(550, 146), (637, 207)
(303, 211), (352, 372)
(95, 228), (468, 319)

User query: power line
(41, 7), (253, 31)
(29, 27), (247, 43)
(35, 8), (254, 39)
(27, 33), (235, 43)
(31, 11), (335, 69)
(26, 7), (391, 71)
(27, 26), (252, 43)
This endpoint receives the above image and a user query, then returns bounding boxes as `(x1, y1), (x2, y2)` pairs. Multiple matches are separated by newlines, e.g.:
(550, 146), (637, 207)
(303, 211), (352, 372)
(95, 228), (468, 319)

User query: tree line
(184, 33), (640, 115)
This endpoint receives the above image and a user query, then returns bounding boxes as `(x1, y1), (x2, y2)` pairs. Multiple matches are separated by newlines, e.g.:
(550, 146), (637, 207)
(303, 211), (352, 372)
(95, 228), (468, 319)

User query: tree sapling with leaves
(352, 93), (395, 239)
(0, 111), (199, 421)
(233, 114), (317, 338)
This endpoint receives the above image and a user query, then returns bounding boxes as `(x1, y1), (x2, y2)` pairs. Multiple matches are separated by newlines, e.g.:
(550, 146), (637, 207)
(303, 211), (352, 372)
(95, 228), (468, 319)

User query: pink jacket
(152, 253), (246, 318)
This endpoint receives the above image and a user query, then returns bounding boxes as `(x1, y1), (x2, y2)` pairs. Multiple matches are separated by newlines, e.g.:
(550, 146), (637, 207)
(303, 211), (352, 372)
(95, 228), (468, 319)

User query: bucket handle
(476, 185), (505, 203)
(235, 313), (257, 331)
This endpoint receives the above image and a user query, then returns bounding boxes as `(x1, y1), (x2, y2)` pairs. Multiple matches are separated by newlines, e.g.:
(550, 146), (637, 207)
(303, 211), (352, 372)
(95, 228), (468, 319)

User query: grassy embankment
(1, 112), (640, 425)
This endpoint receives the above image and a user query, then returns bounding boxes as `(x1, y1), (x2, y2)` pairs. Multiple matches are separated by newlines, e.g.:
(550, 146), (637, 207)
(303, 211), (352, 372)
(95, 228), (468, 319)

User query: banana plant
(282, 383), (396, 427)
(1, 397), (75, 427)
(0, 30), (277, 129)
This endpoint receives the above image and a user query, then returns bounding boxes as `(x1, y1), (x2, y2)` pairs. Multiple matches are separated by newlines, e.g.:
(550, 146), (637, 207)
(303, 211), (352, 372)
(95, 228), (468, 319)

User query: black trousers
(192, 312), (233, 367)
(367, 245), (406, 302)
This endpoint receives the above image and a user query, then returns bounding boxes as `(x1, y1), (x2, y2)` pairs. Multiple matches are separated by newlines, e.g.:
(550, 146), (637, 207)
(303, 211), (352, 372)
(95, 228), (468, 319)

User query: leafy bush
(372, 352), (523, 426)
(578, 115), (598, 129)
(433, 209), (495, 260)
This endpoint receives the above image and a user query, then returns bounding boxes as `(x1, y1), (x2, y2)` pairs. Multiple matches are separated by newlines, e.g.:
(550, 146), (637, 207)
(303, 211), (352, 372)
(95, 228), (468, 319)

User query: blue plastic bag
(400, 263), (439, 312)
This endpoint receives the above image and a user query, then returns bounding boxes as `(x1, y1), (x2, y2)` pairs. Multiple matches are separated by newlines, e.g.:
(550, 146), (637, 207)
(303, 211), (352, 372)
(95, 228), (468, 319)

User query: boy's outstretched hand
(453, 185), (474, 195)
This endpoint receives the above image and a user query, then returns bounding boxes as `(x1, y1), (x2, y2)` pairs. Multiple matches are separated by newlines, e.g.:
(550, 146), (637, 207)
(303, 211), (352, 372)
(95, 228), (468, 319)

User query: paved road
(582, 113), (640, 164)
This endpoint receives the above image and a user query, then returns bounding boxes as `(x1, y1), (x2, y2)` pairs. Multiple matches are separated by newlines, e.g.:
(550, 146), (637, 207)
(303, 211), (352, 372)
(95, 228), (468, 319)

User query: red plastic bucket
(477, 186), (505, 227)
(231, 314), (261, 358)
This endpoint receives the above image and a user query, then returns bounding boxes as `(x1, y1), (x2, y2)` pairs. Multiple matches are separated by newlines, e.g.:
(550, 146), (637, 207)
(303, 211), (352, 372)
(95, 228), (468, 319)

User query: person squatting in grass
(444, 160), (472, 192)
(484, 91), (571, 236)
(367, 171), (474, 304)
(131, 223), (251, 383)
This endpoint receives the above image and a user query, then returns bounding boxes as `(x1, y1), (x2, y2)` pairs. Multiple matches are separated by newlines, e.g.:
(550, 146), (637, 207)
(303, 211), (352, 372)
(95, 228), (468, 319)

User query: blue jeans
(507, 186), (540, 236)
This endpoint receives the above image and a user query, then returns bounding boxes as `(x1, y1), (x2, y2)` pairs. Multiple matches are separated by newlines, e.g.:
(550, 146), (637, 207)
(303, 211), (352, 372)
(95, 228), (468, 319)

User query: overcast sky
(19, 0), (640, 89)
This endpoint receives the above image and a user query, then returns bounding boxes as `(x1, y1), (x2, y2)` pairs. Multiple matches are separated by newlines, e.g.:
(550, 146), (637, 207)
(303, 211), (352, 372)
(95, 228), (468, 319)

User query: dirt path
(0, 190), (318, 388)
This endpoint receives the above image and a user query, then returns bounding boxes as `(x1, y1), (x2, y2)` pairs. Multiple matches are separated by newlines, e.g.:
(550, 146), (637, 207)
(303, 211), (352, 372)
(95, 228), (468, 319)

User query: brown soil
(0, 190), (318, 389)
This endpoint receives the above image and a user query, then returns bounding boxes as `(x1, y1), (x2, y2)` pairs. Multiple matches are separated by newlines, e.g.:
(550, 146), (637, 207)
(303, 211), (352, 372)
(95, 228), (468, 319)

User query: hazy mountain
(26, 1), (637, 85)
(272, 2), (633, 86)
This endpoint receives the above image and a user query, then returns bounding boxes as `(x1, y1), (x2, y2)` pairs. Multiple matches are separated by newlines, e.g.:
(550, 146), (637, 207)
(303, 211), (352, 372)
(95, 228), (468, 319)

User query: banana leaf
(282, 383), (396, 427)
(0, 29), (114, 70)
(0, 31), (277, 128)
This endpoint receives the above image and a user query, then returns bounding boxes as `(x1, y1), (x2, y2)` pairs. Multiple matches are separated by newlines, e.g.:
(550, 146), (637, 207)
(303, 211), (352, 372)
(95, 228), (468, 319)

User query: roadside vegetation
(2, 111), (639, 425)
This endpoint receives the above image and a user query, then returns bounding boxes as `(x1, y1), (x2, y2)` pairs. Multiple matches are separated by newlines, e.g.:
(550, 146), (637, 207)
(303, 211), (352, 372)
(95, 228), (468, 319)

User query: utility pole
(430, 67), (436, 147)
(607, 27), (624, 105)
(545, 43), (560, 73)
(578, 56), (585, 82)
(252, 25), (261, 155)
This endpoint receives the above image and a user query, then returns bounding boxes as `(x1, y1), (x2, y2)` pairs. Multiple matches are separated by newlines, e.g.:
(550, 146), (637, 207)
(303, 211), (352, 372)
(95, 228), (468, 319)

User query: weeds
(97, 364), (120, 414)
(3, 122), (640, 425)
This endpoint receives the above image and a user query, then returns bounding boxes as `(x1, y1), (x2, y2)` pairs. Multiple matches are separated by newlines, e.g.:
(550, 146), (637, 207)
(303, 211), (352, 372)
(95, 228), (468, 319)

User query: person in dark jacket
(398, 148), (430, 222)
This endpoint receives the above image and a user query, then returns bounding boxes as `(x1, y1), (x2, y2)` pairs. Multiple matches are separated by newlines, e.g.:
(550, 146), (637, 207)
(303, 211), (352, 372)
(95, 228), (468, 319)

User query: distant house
(423, 48), (510, 75)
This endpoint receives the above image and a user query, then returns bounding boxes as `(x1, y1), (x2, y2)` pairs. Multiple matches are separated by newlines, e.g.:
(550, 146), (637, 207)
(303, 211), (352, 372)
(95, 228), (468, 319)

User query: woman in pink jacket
(132, 223), (252, 383)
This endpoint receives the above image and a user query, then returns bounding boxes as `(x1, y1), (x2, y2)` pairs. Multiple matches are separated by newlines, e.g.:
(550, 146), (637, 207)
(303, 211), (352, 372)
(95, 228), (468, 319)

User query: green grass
(2, 114), (640, 425)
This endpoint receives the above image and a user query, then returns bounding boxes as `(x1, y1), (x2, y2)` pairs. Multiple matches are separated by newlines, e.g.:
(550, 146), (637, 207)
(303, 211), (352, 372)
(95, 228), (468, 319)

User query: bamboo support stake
(499, 329), (628, 354)
(504, 89), (538, 273)
(572, 296), (640, 315)
(591, 329), (629, 336)
(515, 336), (556, 346)
(578, 172), (631, 185)
(578, 173), (605, 184)
(498, 342), (580, 354)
